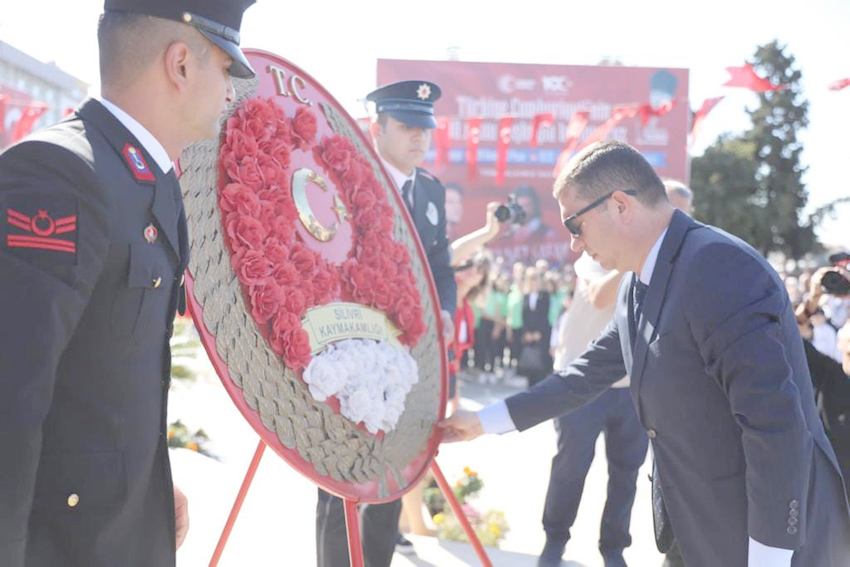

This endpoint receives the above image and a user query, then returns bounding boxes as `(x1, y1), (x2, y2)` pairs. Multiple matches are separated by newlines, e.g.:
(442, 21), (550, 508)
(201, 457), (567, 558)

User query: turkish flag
(639, 99), (676, 126)
(723, 64), (786, 92)
(828, 78), (850, 91)
(552, 111), (590, 178)
(12, 102), (49, 143)
(689, 96), (725, 148)
(495, 116), (514, 186)
(529, 112), (554, 147)
(579, 104), (641, 149)
(434, 116), (451, 168)
(0, 95), (8, 134)
(466, 117), (482, 181)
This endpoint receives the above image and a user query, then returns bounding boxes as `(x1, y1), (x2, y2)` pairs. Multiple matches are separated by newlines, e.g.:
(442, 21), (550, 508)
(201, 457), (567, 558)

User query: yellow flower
(187, 442), (198, 452)
(463, 467), (478, 477)
(433, 513), (446, 525)
(167, 429), (175, 439)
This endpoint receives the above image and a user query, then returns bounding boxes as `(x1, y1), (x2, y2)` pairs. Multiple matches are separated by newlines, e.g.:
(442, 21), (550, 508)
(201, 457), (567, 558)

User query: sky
(3, 0), (848, 247)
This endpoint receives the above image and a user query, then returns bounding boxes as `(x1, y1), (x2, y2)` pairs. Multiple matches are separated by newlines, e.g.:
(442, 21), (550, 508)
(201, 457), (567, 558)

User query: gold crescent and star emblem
(292, 168), (349, 242)
(416, 83), (431, 100)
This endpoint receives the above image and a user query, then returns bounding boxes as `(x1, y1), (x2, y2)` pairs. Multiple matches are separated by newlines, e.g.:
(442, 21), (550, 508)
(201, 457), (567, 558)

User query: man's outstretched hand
(438, 409), (485, 443)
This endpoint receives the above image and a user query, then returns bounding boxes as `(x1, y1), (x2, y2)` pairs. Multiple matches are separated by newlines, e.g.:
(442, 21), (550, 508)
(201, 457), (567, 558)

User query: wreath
(217, 97), (426, 374)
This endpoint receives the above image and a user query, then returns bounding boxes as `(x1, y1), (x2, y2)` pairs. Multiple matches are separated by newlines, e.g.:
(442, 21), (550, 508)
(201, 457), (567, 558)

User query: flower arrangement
(167, 419), (214, 458)
(303, 338), (418, 434)
(424, 467), (509, 548)
(218, 97), (426, 374)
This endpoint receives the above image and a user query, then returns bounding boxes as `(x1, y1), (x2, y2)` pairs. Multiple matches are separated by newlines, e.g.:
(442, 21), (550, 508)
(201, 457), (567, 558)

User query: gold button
(153, 277), (162, 288)
(67, 493), (80, 508)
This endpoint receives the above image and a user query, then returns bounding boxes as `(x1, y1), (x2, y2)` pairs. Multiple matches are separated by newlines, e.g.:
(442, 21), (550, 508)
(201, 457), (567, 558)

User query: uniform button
(67, 493), (80, 508)
(789, 499), (799, 510)
(647, 429), (658, 439)
(789, 508), (799, 518)
(787, 525), (798, 535)
(153, 276), (162, 288)
(788, 516), (798, 526)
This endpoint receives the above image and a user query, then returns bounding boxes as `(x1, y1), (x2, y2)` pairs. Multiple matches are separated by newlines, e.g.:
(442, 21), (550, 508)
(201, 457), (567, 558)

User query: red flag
(12, 102), (49, 143)
(434, 116), (451, 168)
(465, 117), (482, 181)
(579, 104), (641, 149)
(639, 99), (676, 126)
(495, 116), (514, 186)
(828, 78), (850, 91)
(689, 96), (725, 148)
(723, 64), (787, 92)
(553, 111), (590, 178)
(529, 112), (554, 147)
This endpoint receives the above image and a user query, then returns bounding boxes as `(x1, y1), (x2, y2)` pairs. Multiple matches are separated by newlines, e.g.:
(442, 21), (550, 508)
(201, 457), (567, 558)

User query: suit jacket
(521, 291), (551, 338)
(0, 99), (187, 567)
(410, 167), (456, 315)
(505, 210), (850, 566)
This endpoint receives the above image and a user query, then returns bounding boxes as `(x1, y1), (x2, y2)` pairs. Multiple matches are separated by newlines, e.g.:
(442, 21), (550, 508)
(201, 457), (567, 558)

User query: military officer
(0, 1), (255, 566)
(315, 80), (457, 567)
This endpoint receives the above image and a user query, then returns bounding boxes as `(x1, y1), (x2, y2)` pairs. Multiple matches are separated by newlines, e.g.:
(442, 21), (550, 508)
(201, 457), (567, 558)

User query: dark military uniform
(316, 81), (457, 567)
(0, 99), (188, 567)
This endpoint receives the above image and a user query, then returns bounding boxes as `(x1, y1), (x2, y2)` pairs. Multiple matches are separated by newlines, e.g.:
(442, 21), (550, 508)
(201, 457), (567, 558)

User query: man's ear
(163, 41), (192, 91)
(369, 120), (382, 142)
(611, 190), (634, 222)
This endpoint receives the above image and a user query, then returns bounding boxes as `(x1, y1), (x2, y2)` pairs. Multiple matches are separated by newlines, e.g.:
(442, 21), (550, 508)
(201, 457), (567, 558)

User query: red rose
(352, 187), (377, 211)
(390, 242), (411, 264)
(380, 204), (395, 232)
(264, 239), (290, 265)
(249, 280), (283, 324)
(283, 327), (313, 370)
(273, 261), (299, 286)
(242, 115), (275, 146)
(356, 244), (381, 268)
(291, 107), (318, 151)
(372, 279), (393, 311)
(235, 156), (264, 193)
(282, 287), (307, 316)
(318, 135), (352, 172)
(268, 215), (296, 243)
(228, 126), (261, 158)
(268, 311), (300, 356)
(312, 266), (339, 303)
(227, 215), (267, 250)
(220, 148), (240, 181)
(289, 242), (317, 274)
(257, 154), (283, 187)
(340, 159), (364, 190)
(219, 183), (261, 216)
(234, 248), (273, 286)
(354, 208), (382, 231)
(258, 200), (278, 225)
(267, 138), (292, 171)
(245, 97), (279, 126)
(300, 279), (316, 308)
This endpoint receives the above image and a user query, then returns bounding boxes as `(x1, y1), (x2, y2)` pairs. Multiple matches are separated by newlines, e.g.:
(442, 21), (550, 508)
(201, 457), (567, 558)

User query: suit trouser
(316, 488), (401, 567)
(542, 387), (649, 553)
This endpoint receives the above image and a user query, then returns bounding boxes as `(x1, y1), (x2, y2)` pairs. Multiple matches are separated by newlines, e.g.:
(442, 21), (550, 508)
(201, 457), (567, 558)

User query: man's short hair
(98, 11), (211, 87)
(445, 182), (463, 196)
(553, 140), (666, 206)
(663, 179), (693, 202)
(375, 112), (389, 128)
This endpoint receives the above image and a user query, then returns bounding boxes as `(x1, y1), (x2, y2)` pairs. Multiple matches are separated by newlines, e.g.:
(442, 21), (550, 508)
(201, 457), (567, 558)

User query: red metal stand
(343, 499), (366, 567)
(209, 440), (267, 567)
(207, 442), (491, 567)
(430, 460), (493, 567)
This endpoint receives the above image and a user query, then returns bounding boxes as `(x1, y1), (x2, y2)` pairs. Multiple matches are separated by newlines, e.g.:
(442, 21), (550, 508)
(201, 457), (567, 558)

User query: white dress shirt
(379, 156), (416, 208)
(98, 98), (173, 174)
(478, 224), (794, 566)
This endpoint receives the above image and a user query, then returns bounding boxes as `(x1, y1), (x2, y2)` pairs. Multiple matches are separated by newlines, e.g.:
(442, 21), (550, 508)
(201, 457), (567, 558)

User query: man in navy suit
(315, 80), (456, 567)
(441, 140), (850, 567)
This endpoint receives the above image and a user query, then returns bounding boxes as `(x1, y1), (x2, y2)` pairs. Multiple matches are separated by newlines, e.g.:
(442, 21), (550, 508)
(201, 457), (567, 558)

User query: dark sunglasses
(563, 190), (637, 237)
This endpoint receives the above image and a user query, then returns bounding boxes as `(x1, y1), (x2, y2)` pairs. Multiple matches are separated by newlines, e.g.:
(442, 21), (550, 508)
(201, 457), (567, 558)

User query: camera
(822, 270), (850, 296)
(495, 193), (527, 225)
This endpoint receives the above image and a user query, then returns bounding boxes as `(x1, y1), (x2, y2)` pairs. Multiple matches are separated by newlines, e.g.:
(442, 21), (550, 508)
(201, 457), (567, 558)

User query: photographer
(795, 265), (850, 491)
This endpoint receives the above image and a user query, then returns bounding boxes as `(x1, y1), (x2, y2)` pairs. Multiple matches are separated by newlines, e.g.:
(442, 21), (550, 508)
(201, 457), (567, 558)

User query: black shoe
(537, 541), (566, 567)
(395, 533), (415, 556)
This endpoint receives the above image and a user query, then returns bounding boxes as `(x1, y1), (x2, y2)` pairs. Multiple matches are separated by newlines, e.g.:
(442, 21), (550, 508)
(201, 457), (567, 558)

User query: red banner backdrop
(377, 60), (689, 265)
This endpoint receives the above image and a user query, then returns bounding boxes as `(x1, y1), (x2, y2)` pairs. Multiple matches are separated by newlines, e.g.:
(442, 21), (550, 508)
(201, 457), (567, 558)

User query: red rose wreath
(218, 97), (426, 372)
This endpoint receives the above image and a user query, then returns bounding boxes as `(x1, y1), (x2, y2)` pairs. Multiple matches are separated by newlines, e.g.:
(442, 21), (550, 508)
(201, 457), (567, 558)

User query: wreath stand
(208, 440), (493, 567)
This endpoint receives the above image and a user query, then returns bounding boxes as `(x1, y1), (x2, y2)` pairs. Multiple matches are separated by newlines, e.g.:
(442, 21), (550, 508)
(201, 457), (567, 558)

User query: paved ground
(170, 370), (664, 567)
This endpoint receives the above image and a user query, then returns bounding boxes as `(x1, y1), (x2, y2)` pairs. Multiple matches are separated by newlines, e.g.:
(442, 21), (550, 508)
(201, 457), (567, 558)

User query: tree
(691, 40), (816, 259)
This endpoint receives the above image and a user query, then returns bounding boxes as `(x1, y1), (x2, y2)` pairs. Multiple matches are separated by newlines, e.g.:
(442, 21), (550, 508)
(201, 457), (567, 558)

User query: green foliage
(692, 40), (822, 259)
(167, 419), (214, 457)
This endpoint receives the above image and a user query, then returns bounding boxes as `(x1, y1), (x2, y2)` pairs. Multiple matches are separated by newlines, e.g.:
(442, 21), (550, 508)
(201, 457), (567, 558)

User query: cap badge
(144, 223), (158, 244)
(416, 84), (432, 100)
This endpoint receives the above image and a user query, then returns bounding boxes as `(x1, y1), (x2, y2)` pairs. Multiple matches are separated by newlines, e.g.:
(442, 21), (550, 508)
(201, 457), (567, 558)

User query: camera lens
(495, 205), (511, 222)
